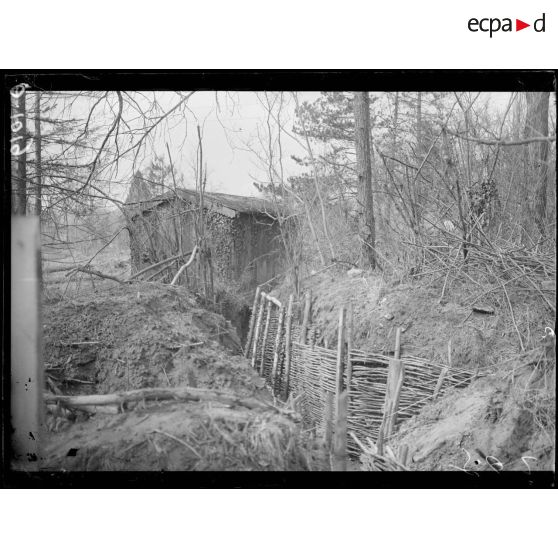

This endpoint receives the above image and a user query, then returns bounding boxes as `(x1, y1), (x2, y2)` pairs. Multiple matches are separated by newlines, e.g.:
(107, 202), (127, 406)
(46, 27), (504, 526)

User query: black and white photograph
(3, 72), (556, 485)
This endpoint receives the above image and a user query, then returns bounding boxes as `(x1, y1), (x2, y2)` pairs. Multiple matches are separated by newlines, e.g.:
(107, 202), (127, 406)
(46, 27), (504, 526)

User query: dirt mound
(390, 348), (555, 471)
(273, 268), (552, 369)
(42, 282), (327, 471)
(44, 282), (263, 396)
(271, 268), (555, 472)
(43, 399), (322, 471)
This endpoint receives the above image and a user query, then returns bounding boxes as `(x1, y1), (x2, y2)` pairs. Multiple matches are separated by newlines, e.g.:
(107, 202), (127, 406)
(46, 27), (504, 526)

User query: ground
(273, 268), (553, 369)
(392, 351), (555, 471)
(40, 246), (555, 472)
(272, 267), (556, 472)
(42, 279), (323, 471)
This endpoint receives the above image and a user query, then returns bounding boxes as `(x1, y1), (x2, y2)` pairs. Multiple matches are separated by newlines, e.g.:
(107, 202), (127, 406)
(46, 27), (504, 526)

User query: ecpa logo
(468, 13), (546, 37)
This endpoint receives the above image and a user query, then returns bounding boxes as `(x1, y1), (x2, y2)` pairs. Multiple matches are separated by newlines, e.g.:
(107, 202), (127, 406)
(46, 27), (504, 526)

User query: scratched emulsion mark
(10, 83), (33, 156)
(11, 216), (44, 471)
(449, 446), (538, 474)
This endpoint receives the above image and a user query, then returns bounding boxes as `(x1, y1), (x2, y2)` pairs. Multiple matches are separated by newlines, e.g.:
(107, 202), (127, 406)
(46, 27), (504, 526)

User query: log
(44, 386), (275, 412)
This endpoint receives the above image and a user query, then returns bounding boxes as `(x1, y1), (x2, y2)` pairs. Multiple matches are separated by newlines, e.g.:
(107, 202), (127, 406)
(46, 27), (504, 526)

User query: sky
(44, 90), (547, 206)
(128, 91), (321, 199)
(129, 91), (518, 199)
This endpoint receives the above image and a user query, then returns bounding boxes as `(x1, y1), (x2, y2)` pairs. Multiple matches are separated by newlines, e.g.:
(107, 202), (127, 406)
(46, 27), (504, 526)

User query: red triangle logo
(516, 19), (530, 31)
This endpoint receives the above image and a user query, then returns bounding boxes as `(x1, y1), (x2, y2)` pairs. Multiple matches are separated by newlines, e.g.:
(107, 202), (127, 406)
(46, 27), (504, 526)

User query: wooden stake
(11, 217), (44, 470)
(251, 291), (266, 368)
(332, 390), (348, 471)
(398, 444), (409, 467)
(378, 327), (405, 451)
(301, 290), (312, 344)
(283, 294), (294, 399)
(244, 285), (261, 357)
(323, 389), (334, 455)
(394, 326), (401, 360)
(259, 299), (273, 377)
(334, 307), (346, 405)
(433, 339), (452, 398)
(330, 306), (347, 471)
(346, 302), (354, 389)
(271, 305), (286, 394)
(386, 328), (405, 438)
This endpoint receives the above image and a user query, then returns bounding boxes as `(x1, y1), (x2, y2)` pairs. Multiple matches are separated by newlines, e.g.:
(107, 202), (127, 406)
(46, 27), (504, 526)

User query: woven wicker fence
(244, 289), (479, 456)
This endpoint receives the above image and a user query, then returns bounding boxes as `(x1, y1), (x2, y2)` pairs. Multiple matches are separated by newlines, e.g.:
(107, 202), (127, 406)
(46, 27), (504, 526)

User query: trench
(245, 288), (483, 462)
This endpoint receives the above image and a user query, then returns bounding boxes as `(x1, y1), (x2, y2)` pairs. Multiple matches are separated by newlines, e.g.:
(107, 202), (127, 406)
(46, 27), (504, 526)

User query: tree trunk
(34, 92), (42, 217)
(12, 89), (27, 215)
(353, 92), (376, 269)
(524, 92), (550, 236)
(35, 92), (43, 287)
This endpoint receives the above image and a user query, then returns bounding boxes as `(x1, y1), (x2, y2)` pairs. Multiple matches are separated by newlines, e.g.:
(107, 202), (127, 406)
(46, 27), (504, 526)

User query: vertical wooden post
(386, 327), (405, 438)
(332, 306), (347, 471)
(251, 291), (266, 368)
(283, 294), (294, 399)
(259, 298), (273, 377)
(433, 338), (451, 398)
(394, 326), (401, 360)
(11, 217), (44, 470)
(323, 389), (334, 456)
(271, 305), (286, 394)
(334, 307), (346, 403)
(346, 302), (353, 389)
(378, 327), (405, 454)
(398, 444), (409, 467)
(301, 290), (312, 345)
(332, 391), (348, 471)
(244, 285), (261, 357)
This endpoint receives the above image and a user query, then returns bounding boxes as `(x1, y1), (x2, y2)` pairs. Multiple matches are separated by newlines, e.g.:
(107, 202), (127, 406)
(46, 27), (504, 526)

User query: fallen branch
(70, 266), (126, 284)
(129, 252), (191, 282)
(170, 245), (198, 286)
(44, 385), (276, 412)
(447, 131), (556, 146)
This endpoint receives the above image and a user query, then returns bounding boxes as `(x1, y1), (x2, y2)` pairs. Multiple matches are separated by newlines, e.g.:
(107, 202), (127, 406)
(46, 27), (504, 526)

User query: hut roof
(123, 188), (279, 219)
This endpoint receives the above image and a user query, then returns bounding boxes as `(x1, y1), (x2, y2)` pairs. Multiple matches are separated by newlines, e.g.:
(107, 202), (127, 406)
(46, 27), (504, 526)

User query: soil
(44, 282), (259, 396)
(271, 268), (556, 472)
(42, 281), (322, 471)
(40, 263), (555, 472)
(391, 352), (555, 471)
(273, 268), (554, 369)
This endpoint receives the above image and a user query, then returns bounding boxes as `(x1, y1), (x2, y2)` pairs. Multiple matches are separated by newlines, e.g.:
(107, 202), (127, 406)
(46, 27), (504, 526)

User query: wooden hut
(123, 176), (283, 302)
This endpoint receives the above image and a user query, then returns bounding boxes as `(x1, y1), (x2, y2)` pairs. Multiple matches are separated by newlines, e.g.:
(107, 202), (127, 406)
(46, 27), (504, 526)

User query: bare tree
(353, 92), (376, 269)
(11, 87), (28, 215)
(524, 92), (550, 235)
